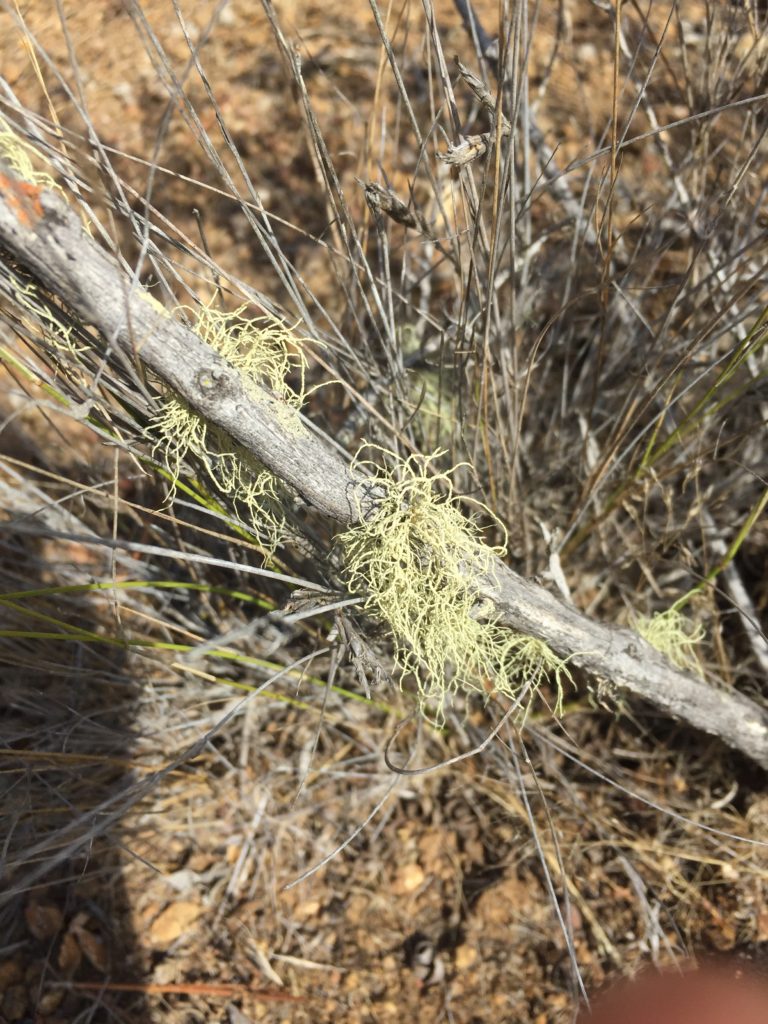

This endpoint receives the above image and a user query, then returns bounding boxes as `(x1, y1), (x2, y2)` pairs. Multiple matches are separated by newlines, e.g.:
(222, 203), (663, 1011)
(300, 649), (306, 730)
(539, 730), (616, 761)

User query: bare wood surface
(1, 164), (767, 767)
(480, 565), (768, 766)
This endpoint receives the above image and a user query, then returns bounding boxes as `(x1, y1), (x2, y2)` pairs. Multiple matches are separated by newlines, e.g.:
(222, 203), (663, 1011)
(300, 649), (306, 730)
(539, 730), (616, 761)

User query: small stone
(393, 862), (425, 894)
(454, 944), (478, 970)
(294, 898), (321, 919)
(37, 988), (64, 1015)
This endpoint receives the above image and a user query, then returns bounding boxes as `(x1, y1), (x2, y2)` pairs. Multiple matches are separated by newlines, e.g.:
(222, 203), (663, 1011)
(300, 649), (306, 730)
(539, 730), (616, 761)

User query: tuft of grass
(338, 447), (573, 721)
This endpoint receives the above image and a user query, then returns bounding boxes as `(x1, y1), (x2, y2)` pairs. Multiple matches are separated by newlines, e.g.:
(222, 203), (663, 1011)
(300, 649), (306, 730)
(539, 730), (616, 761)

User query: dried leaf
(57, 930), (82, 975)
(70, 914), (109, 973)
(148, 900), (203, 948)
(24, 901), (63, 941)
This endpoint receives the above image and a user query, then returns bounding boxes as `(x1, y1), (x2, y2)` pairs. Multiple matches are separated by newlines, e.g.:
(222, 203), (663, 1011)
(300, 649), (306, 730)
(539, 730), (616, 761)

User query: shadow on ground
(0, 486), (151, 1021)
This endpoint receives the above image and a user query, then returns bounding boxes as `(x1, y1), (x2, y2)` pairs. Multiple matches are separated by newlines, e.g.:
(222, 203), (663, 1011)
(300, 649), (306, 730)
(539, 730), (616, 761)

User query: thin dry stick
(1, 164), (767, 768)
(52, 980), (306, 1002)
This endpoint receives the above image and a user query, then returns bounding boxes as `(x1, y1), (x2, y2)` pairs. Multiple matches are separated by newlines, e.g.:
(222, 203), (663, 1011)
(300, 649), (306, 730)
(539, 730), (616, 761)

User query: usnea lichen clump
(6, 271), (83, 359)
(151, 301), (307, 554)
(634, 607), (705, 675)
(338, 448), (572, 720)
(0, 116), (64, 196)
(0, 119), (85, 358)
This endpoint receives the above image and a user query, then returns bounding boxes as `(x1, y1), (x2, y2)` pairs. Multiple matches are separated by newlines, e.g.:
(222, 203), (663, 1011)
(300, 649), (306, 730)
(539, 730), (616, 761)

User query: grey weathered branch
(0, 167), (378, 525)
(480, 567), (768, 767)
(1, 164), (767, 768)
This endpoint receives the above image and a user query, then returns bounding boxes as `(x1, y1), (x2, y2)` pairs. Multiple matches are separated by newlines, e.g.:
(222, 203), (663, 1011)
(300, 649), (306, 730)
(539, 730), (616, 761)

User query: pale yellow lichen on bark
(338, 447), (573, 721)
(634, 608), (705, 675)
(150, 300), (309, 555)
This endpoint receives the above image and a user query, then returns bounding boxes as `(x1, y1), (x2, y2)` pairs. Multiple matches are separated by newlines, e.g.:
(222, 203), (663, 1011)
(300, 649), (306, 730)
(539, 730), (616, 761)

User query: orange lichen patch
(0, 171), (44, 227)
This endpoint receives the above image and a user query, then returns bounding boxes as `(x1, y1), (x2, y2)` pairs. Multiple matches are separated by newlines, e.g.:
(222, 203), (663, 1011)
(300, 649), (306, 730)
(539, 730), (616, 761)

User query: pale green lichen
(0, 115), (93, 236)
(0, 116), (63, 196)
(138, 291), (171, 317)
(185, 300), (306, 408)
(1, 117), (72, 351)
(151, 300), (308, 555)
(0, 120), (85, 361)
(7, 270), (83, 360)
(634, 607), (705, 675)
(338, 447), (573, 721)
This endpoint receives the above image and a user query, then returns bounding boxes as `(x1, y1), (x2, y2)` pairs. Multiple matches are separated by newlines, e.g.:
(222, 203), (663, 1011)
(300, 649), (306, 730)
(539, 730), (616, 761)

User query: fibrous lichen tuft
(150, 300), (307, 554)
(0, 116), (64, 195)
(634, 607), (705, 675)
(338, 447), (573, 720)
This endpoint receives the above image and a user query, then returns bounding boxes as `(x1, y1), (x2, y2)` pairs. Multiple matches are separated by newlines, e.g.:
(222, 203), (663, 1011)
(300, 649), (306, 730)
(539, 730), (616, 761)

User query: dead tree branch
(1, 164), (767, 768)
